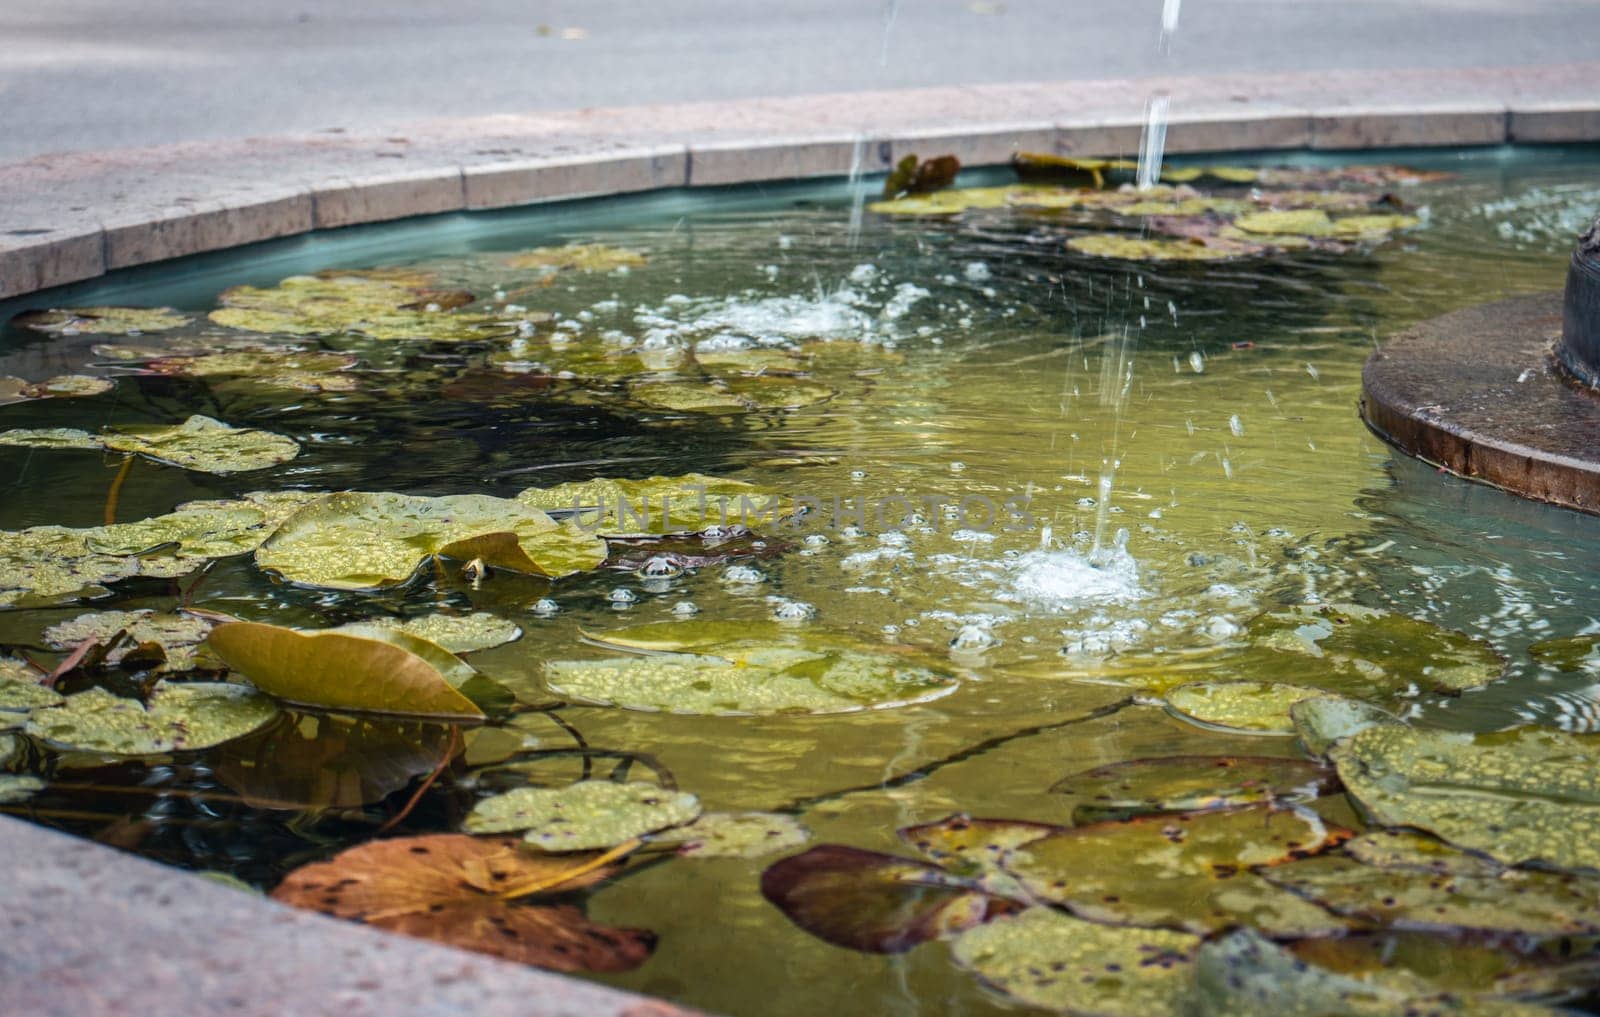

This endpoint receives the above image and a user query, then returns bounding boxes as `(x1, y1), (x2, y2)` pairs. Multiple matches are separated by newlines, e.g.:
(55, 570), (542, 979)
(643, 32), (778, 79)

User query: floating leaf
(1067, 234), (1263, 262)
(43, 609), (214, 671)
(1334, 726), (1600, 872)
(867, 185), (1038, 216)
(211, 272), (512, 342)
(0, 660), (64, 712)
(1050, 755), (1337, 822)
(205, 621), (484, 719)
(0, 427), (103, 452)
(1291, 696), (1402, 757)
(582, 619), (788, 652)
(12, 306), (190, 335)
(545, 630), (959, 716)
(24, 682), (275, 755)
(761, 844), (1010, 953)
(0, 525), (140, 607)
(144, 350), (361, 393)
(464, 780), (700, 851)
(517, 473), (789, 536)
(353, 612), (522, 654)
(1529, 635), (1600, 672)
(256, 491), (606, 590)
(1003, 805), (1351, 935)
(0, 774), (44, 803)
(271, 833), (654, 972)
(951, 907), (1200, 1017)
(212, 712), (459, 809)
(649, 811), (809, 858)
(1011, 152), (1138, 188)
(1263, 837), (1600, 936)
(1289, 931), (1600, 1003)
(0, 375), (114, 406)
(100, 415), (301, 474)
(898, 815), (1062, 898)
(882, 154), (961, 199)
(1165, 681), (1334, 735)
(506, 243), (647, 272)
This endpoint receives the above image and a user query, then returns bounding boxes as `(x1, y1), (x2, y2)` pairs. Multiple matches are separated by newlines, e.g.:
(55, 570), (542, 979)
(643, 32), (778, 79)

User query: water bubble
(1228, 414), (1244, 436)
(840, 525), (867, 540)
(532, 598), (560, 617)
(636, 556), (684, 579)
(878, 531), (910, 548)
(881, 624), (901, 637)
(672, 601), (701, 616)
(1188, 351), (1205, 373)
(608, 588), (638, 605)
(849, 469), (868, 482)
(773, 600), (817, 622)
(803, 533), (830, 547)
(964, 261), (992, 282)
(723, 565), (766, 585)
(949, 461), (966, 473)
(950, 625), (1000, 652)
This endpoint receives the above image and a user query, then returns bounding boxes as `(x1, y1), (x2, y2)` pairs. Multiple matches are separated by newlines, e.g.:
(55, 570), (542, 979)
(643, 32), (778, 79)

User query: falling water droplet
(1136, 93), (1170, 191)
(1189, 351), (1205, 373)
(1229, 414), (1244, 436)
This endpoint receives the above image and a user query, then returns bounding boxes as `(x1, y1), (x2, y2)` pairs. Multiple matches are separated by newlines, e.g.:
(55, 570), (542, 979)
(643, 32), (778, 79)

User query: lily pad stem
(103, 454), (135, 525)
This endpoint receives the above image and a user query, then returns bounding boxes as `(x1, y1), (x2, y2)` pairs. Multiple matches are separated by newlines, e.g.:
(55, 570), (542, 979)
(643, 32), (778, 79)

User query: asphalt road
(2, 0), (1597, 160)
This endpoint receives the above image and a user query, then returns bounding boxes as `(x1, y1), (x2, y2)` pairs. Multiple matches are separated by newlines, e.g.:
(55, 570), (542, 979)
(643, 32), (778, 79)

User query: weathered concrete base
(1362, 293), (1600, 516)
(0, 817), (694, 1017)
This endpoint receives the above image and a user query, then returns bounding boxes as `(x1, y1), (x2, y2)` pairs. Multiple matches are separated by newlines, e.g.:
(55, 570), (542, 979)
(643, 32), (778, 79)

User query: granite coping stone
(2, 63), (1599, 299)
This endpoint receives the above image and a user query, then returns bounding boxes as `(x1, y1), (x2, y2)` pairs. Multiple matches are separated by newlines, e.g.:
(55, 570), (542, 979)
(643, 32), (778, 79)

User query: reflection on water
(1, 146), (1599, 1015)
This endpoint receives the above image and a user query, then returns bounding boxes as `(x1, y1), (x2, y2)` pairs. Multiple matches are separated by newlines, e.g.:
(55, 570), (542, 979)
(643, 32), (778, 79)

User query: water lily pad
(951, 907), (1201, 1017)
(25, 682), (275, 755)
(1529, 635), (1600, 672)
(518, 473), (789, 536)
(1263, 836), (1600, 936)
(0, 525), (141, 607)
(355, 612), (523, 654)
(43, 609), (214, 670)
(1003, 805), (1351, 935)
(1067, 234), (1263, 261)
(0, 774), (44, 803)
(1251, 604), (1504, 696)
(1233, 209), (1343, 237)
(100, 415), (301, 474)
(206, 620), (486, 719)
(1289, 932), (1600, 1003)
(271, 833), (655, 972)
(144, 349), (361, 393)
(256, 491), (606, 590)
(582, 619), (789, 652)
(464, 780), (701, 851)
(760, 844), (1009, 953)
(506, 244), (647, 272)
(898, 815), (1062, 898)
(87, 501), (279, 559)
(0, 661), (64, 712)
(0, 427), (104, 451)
(1050, 755), (1337, 823)
(544, 633), (959, 716)
(1291, 696), (1402, 757)
(867, 185), (1038, 216)
(12, 306), (190, 335)
(0, 374), (114, 406)
(648, 811), (810, 858)
(1165, 681), (1333, 735)
(211, 272), (511, 342)
(1334, 726), (1600, 872)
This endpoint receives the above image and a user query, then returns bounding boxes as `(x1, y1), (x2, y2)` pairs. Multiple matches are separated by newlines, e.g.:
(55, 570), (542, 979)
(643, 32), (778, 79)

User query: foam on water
(1005, 542), (1144, 611)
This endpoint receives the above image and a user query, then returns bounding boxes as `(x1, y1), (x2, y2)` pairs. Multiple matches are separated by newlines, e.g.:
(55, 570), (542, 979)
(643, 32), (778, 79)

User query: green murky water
(2, 146), (1600, 1015)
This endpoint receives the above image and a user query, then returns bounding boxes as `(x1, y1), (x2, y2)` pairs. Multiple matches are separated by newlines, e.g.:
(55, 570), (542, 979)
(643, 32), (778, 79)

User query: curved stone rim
(1362, 292), (1600, 516)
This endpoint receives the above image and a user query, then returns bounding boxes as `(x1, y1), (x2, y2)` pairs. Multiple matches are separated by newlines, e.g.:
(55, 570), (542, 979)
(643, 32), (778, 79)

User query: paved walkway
(3, 0), (1599, 158)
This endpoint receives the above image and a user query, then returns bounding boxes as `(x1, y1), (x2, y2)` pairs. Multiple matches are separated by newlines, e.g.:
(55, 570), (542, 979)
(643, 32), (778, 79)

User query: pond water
(3, 146), (1600, 1016)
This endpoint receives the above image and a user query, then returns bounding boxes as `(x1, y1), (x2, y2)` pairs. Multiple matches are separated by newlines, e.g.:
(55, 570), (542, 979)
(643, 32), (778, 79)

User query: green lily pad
(211, 272), (512, 342)
(354, 613), (523, 654)
(951, 907), (1201, 1017)
(0, 661), (64, 712)
(0, 375), (114, 406)
(25, 682), (276, 755)
(1252, 604), (1504, 695)
(898, 815), (1062, 898)
(145, 349), (361, 393)
(205, 620), (486, 719)
(1290, 932), (1600, 1003)
(12, 306), (191, 335)
(88, 502), (275, 559)
(1262, 833), (1600, 936)
(101, 415), (301, 474)
(1233, 209), (1343, 237)
(582, 619), (789, 652)
(760, 844), (1006, 953)
(1067, 234), (1263, 261)
(256, 491), (607, 590)
(1165, 681), (1334, 735)
(1529, 635), (1600, 672)
(867, 185), (1039, 216)
(1050, 755), (1337, 823)
(1334, 726), (1600, 872)
(1291, 696), (1402, 757)
(544, 634), (959, 716)
(0, 427), (104, 451)
(647, 811), (810, 858)
(43, 609), (215, 671)
(517, 473), (789, 536)
(1003, 805), (1352, 935)
(506, 244), (647, 272)
(0, 525), (141, 608)
(464, 780), (701, 851)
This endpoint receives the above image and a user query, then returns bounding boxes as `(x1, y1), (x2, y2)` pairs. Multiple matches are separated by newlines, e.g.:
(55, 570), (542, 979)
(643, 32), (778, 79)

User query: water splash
(1136, 93), (1171, 191)
(846, 136), (869, 248)
(1159, 0), (1182, 52)
(1008, 533), (1144, 611)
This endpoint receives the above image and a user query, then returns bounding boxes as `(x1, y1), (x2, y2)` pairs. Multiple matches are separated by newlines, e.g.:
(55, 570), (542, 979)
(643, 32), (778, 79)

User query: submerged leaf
(205, 621), (484, 719)
(1165, 681), (1333, 735)
(506, 244), (647, 272)
(1003, 805), (1351, 935)
(649, 811), (810, 858)
(545, 630), (959, 716)
(1251, 604), (1504, 696)
(1067, 234), (1262, 262)
(761, 844), (1008, 953)
(256, 491), (605, 590)
(24, 682), (276, 755)
(1051, 755), (1337, 822)
(1334, 726), (1600, 872)
(464, 780), (700, 850)
(517, 473), (790, 536)
(271, 833), (654, 972)
(1291, 696), (1402, 757)
(952, 907), (1201, 1017)
(898, 814), (1062, 898)
(12, 306), (190, 335)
